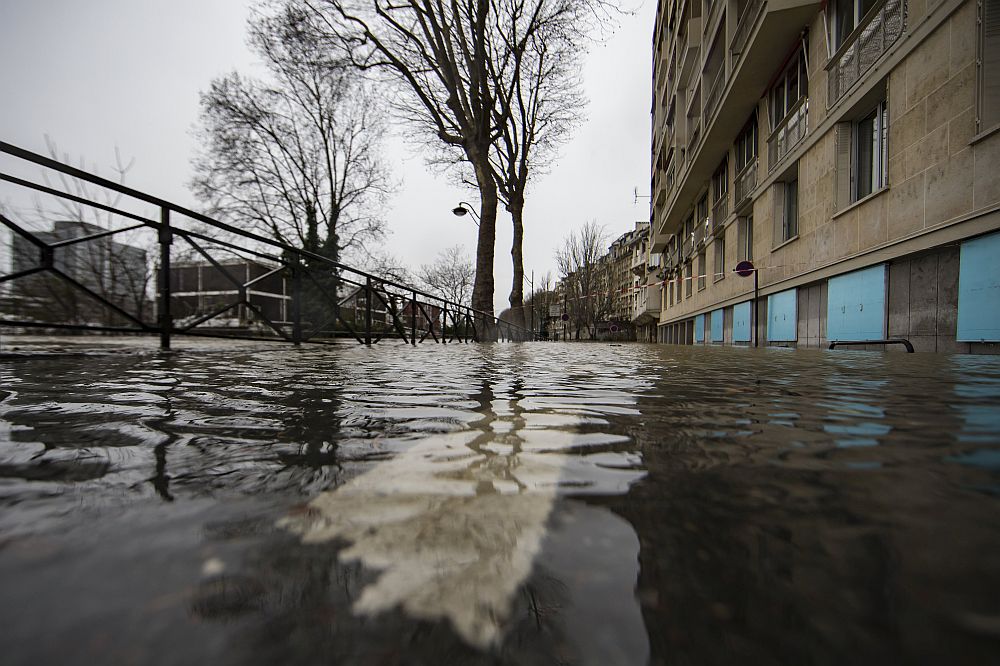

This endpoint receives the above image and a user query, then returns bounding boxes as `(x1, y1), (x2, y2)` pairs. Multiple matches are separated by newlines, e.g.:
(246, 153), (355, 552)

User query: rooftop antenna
(633, 187), (650, 205)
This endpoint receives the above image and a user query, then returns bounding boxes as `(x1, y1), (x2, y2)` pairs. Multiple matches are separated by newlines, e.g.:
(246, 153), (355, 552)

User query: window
(832, 0), (880, 50)
(769, 47), (808, 131)
(735, 112), (758, 172)
(685, 261), (693, 297)
(835, 93), (888, 208)
(697, 251), (707, 290)
(696, 195), (709, 244)
(737, 216), (754, 262)
(712, 159), (729, 226)
(773, 177), (798, 245)
(980, 0), (1000, 131)
(713, 238), (725, 281)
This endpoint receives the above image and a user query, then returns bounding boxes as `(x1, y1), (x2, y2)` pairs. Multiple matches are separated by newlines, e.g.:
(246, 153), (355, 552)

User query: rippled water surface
(1, 337), (1000, 665)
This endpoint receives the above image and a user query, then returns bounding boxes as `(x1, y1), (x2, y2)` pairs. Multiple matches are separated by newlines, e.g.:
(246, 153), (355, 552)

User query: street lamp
(451, 201), (480, 226)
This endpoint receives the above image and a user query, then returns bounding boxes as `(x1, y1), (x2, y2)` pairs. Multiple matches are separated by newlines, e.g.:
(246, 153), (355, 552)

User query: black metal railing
(0, 141), (532, 347)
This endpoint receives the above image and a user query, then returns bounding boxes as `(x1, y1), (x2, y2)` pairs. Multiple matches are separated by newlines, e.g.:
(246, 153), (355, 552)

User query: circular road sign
(561, 313), (570, 321)
(611, 325), (619, 332)
(735, 260), (755, 278)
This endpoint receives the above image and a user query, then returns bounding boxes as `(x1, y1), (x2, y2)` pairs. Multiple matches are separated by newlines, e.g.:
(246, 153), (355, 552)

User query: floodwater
(1, 337), (999, 665)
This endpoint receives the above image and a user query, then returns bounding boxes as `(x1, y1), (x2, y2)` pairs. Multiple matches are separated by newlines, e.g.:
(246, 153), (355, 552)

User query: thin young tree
(191, 3), (391, 266)
(488, 0), (598, 326)
(555, 221), (608, 339)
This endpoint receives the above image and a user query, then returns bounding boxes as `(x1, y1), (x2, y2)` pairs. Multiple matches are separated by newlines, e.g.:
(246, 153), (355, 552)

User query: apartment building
(650, 0), (1000, 351)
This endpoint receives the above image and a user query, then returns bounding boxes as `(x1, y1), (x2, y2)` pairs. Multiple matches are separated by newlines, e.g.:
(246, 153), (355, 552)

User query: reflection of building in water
(9, 220), (149, 324)
(279, 376), (647, 656)
(161, 259), (289, 327)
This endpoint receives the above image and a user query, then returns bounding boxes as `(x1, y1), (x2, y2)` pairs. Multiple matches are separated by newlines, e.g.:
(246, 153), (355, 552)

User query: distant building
(650, 0), (1000, 351)
(9, 220), (149, 325)
(164, 259), (289, 328)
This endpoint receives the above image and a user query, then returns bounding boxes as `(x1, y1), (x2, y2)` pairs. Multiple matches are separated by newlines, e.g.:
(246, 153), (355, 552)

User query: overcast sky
(0, 0), (654, 313)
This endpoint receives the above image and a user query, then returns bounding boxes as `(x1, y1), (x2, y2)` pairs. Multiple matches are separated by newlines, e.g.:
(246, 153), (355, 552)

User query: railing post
(158, 207), (172, 350)
(364, 276), (373, 346)
(441, 304), (448, 344)
(411, 291), (417, 346)
(291, 258), (302, 346)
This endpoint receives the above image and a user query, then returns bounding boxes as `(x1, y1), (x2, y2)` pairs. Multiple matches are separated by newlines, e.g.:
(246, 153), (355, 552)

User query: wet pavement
(1, 336), (999, 664)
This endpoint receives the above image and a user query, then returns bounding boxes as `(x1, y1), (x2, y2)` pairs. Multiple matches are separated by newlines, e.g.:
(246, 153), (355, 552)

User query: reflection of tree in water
(184, 350), (646, 665)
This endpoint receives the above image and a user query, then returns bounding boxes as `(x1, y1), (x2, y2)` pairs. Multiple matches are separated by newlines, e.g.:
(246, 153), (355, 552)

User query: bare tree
(555, 221), (610, 339)
(417, 245), (474, 307)
(191, 3), (391, 266)
(297, 0), (503, 317)
(488, 0), (602, 324)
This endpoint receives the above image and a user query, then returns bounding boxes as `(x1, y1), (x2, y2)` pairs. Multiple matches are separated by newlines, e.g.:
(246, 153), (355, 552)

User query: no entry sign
(735, 260), (755, 278)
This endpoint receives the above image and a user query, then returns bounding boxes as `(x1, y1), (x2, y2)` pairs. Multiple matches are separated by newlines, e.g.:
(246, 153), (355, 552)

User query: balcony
(632, 285), (662, 323)
(733, 158), (758, 210)
(687, 118), (701, 156)
(702, 66), (727, 130)
(730, 0), (764, 57)
(711, 194), (729, 233)
(650, 0), (822, 252)
(768, 97), (808, 172)
(676, 17), (702, 87)
(827, 0), (907, 106)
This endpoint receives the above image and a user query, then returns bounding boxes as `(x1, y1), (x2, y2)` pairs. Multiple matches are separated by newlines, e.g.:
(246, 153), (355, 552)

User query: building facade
(650, 0), (1000, 351)
(9, 220), (150, 325)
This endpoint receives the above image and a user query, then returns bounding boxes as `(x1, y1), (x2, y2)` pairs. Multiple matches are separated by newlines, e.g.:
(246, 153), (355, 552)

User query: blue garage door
(958, 231), (1000, 341)
(767, 289), (797, 342)
(827, 264), (886, 341)
(710, 309), (724, 343)
(733, 301), (752, 342)
(694, 314), (705, 342)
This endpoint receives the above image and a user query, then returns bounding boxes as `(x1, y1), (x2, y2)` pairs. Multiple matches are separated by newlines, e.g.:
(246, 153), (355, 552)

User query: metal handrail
(829, 338), (914, 352)
(0, 141), (533, 346)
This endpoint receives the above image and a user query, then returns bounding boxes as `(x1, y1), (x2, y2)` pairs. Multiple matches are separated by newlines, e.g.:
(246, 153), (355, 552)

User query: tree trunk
(508, 194), (525, 329)
(471, 155), (497, 328)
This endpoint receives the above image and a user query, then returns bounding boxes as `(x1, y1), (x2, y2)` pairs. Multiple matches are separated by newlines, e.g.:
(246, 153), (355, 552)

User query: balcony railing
(730, 0), (764, 57)
(734, 158), (758, 208)
(767, 98), (808, 172)
(827, 0), (906, 106)
(711, 194), (729, 232)
(702, 66), (727, 128)
(682, 235), (693, 258)
(687, 119), (701, 155)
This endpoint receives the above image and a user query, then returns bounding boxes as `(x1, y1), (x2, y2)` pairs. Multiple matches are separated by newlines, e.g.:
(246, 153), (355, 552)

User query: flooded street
(1, 338), (999, 664)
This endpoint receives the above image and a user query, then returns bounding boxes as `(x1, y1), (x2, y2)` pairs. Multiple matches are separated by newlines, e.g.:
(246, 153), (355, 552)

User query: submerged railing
(0, 141), (532, 347)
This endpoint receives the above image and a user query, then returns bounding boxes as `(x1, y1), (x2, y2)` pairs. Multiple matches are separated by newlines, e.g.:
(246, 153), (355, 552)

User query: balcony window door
(832, 0), (880, 50)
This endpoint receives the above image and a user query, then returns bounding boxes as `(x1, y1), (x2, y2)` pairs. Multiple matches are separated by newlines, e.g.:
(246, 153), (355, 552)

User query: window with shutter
(981, 0), (1000, 131)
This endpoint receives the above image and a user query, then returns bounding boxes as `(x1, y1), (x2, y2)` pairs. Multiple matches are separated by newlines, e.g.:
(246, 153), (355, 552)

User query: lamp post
(451, 202), (480, 226)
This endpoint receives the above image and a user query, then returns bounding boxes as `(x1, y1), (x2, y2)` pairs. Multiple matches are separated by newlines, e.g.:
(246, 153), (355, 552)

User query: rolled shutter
(834, 122), (853, 210)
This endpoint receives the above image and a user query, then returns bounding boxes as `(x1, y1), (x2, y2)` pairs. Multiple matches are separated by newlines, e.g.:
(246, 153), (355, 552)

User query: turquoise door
(826, 264), (885, 341)
(958, 232), (1000, 341)
(711, 309), (724, 343)
(733, 301), (752, 342)
(694, 314), (705, 342)
(767, 289), (796, 342)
